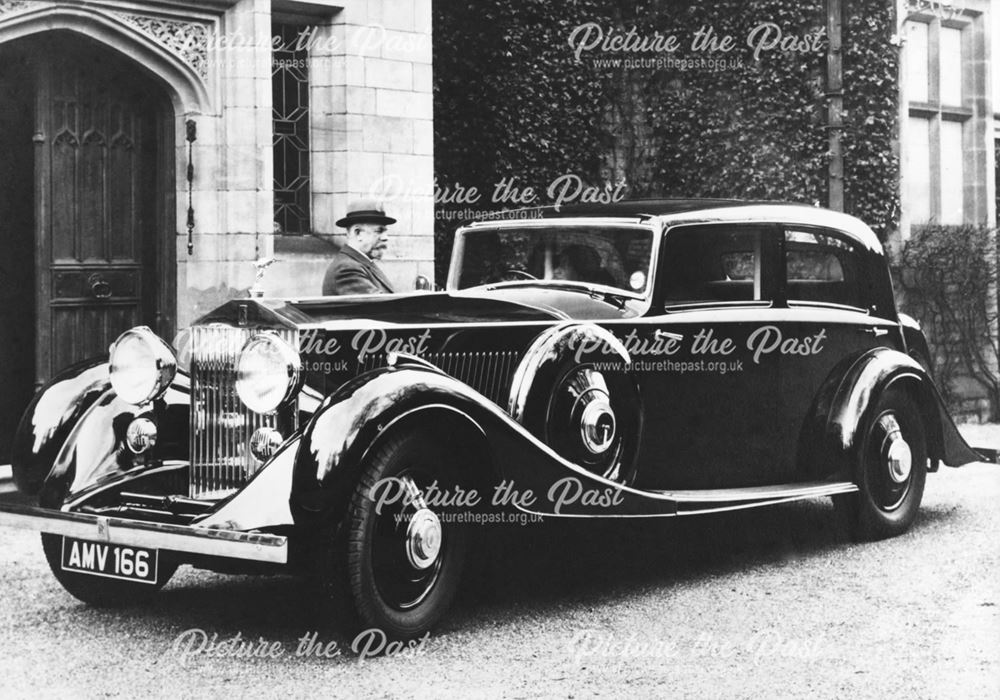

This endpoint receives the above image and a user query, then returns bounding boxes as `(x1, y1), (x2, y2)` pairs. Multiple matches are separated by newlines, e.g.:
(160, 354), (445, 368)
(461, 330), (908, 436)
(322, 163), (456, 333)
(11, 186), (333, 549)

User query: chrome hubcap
(880, 415), (912, 484)
(580, 398), (617, 454)
(405, 508), (442, 570)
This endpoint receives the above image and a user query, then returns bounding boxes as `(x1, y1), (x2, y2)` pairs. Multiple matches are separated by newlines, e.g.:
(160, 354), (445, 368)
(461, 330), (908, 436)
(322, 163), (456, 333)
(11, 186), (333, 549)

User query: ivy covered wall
(433, 0), (901, 281)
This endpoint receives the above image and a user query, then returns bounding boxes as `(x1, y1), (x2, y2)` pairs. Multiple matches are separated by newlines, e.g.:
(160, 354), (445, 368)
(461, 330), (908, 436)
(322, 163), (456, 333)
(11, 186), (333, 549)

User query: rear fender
(898, 313), (934, 373)
(800, 348), (981, 478)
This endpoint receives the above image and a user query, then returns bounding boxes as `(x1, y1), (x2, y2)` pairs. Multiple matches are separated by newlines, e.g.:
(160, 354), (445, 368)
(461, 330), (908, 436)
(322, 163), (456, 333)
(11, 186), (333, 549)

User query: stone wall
(269, 0), (435, 301)
(175, 0), (435, 324)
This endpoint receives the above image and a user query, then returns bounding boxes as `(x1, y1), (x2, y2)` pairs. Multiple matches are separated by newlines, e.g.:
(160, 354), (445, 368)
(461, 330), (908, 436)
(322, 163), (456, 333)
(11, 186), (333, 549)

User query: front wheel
(334, 430), (471, 640)
(835, 387), (927, 541)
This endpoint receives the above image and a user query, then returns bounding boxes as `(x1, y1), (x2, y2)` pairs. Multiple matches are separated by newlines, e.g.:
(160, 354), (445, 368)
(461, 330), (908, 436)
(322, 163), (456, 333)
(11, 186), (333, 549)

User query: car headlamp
(108, 327), (178, 406)
(235, 334), (302, 414)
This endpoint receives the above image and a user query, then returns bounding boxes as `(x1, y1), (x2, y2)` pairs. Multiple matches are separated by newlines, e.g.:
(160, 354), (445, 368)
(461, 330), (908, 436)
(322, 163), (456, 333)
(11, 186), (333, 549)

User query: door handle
(655, 329), (684, 342)
(859, 327), (889, 337)
(89, 274), (112, 299)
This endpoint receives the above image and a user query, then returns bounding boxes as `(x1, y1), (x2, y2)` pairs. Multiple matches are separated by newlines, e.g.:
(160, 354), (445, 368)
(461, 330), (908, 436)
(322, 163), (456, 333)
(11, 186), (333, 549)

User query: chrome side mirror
(414, 275), (433, 291)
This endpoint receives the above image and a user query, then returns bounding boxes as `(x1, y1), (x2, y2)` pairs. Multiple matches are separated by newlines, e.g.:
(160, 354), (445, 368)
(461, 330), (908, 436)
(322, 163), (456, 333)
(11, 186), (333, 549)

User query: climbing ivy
(842, 0), (900, 241)
(433, 0), (900, 280)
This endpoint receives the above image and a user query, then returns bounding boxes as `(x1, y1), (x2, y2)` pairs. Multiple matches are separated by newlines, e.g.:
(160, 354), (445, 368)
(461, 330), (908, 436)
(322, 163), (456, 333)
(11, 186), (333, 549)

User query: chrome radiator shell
(188, 325), (299, 499)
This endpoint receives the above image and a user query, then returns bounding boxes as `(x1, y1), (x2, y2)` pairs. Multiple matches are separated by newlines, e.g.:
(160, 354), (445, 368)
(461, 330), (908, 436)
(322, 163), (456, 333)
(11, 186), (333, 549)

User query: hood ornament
(248, 257), (277, 298)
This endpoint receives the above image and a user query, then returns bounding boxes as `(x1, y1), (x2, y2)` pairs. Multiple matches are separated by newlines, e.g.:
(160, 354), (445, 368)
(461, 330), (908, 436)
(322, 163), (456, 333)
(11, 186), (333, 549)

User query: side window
(661, 225), (766, 308)
(785, 229), (864, 310)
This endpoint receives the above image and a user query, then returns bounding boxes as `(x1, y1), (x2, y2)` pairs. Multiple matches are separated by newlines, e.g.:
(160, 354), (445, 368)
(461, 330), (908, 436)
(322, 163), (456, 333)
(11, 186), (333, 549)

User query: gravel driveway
(1, 428), (998, 698)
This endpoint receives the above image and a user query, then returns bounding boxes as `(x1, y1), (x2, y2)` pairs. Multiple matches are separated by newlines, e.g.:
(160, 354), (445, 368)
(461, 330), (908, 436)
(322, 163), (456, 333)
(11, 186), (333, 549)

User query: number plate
(60, 537), (158, 584)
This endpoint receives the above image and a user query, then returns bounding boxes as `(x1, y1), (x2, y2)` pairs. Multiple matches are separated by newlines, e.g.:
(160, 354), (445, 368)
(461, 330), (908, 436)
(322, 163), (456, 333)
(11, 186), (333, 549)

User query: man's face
(351, 223), (390, 260)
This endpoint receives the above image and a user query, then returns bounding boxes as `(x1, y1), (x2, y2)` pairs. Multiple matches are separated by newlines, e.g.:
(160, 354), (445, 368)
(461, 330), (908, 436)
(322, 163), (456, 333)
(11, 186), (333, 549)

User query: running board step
(513, 480), (859, 519)
(655, 480), (859, 503)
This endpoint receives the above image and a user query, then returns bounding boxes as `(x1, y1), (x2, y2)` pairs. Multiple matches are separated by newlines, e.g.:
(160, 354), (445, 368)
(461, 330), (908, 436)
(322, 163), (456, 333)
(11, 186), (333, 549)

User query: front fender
(32, 372), (191, 509)
(11, 358), (110, 496)
(291, 364), (492, 521)
(291, 362), (680, 523)
(815, 348), (981, 474)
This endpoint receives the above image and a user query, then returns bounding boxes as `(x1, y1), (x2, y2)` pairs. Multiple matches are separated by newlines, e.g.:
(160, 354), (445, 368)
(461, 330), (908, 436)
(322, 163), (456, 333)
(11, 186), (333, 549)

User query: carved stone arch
(0, 3), (212, 115)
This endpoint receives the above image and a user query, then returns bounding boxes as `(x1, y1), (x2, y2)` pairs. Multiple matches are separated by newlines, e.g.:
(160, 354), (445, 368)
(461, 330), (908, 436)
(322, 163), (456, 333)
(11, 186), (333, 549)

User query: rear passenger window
(785, 230), (863, 309)
(662, 226), (765, 307)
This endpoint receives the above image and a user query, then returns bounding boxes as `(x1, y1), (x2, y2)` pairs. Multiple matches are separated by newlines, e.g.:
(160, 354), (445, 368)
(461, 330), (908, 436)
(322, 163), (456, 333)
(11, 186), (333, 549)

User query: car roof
(470, 199), (882, 253)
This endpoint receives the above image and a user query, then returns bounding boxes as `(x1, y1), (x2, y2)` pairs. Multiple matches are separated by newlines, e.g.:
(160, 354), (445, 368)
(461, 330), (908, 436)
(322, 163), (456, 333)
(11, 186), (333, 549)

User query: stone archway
(0, 2), (211, 115)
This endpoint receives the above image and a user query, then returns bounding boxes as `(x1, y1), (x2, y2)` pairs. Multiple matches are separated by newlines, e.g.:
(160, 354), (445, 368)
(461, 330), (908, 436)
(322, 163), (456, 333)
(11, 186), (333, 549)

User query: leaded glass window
(272, 24), (310, 234)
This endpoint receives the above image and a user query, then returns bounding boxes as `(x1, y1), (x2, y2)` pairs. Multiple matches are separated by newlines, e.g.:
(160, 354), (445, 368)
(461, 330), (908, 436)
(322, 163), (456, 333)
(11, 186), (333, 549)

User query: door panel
(36, 38), (160, 384)
(775, 227), (903, 478)
(635, 223), (784, 490)
(629, 316), (783, 490)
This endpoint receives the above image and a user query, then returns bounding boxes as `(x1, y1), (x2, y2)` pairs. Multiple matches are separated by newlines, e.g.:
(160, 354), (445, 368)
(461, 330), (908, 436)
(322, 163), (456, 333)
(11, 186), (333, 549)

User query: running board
(671, 481), (858, 516)
(657, 480), (859, 503)
(513, 480), (859, 519)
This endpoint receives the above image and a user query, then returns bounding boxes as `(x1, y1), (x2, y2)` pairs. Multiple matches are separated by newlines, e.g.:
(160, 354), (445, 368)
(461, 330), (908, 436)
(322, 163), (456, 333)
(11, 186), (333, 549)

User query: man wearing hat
(322, 200), (396, 295)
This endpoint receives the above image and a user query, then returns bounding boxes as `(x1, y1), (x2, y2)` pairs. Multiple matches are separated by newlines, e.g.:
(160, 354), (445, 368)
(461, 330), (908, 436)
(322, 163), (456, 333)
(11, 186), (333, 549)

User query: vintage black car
(0, 200), (985, 640)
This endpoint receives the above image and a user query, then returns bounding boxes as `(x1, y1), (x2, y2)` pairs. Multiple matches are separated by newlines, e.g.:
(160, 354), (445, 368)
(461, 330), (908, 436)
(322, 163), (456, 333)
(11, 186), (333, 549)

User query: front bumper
(0, 501), (288, 564)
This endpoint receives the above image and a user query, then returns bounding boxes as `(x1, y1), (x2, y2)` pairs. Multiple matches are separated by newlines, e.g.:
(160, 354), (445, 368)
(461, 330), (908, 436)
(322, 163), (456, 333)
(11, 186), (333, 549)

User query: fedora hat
(336, 199), (397, 228)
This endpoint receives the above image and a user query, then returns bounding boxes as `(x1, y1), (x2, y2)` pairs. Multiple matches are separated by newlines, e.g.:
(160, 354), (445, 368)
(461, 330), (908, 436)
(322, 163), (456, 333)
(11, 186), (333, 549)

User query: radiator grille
(360, 351), (520, 406)
(189, 325), (299, 500)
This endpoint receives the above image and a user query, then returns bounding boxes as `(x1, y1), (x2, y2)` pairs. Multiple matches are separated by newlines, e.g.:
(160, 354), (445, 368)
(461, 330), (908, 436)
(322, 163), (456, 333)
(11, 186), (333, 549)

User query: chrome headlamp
(108, 327), (178, 406)
(235, 333), (302, 414)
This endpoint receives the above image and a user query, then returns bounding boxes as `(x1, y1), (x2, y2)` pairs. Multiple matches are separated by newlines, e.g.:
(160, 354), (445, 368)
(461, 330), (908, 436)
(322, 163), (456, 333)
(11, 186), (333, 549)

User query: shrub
(898, 224), (999, 420)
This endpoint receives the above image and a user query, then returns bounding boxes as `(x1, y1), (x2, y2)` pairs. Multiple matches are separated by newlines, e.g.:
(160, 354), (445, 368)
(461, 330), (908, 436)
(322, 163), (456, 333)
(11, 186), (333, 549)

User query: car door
(633, 222), (786, 490)
(770, 226), (903, 480)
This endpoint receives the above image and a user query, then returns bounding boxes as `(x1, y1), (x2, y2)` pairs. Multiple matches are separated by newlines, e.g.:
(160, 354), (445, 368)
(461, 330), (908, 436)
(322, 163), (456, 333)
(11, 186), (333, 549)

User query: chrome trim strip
(0, 503), (288, 563)
(655, 480), (860, 503)
(510, 481), (859, 519)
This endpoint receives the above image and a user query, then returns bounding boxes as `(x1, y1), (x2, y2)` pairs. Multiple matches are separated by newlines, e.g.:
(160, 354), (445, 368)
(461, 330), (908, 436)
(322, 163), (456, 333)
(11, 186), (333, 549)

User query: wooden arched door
(0, 34), (174, 460)
(34, 35), (175, 383)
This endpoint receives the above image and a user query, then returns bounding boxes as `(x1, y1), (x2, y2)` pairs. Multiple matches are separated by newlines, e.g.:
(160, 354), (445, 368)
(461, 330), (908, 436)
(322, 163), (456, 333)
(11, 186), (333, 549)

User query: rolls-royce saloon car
(0, 200), (985, 640)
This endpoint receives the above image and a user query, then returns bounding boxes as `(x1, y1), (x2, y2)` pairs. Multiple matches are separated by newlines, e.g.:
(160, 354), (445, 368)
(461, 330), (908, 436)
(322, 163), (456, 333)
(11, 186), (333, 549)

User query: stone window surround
(901, 5), (992, 234)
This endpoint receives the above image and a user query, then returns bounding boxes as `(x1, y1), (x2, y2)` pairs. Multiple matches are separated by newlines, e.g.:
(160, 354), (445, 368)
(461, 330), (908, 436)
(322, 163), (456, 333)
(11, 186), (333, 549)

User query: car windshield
(452, 225), (655, 294)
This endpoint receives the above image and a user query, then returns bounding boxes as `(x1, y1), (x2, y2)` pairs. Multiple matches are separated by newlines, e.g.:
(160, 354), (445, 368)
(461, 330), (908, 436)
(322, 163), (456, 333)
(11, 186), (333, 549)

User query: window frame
(905, 13), (973, 226)
(778, 225), (871, 315)
(656, 223), (780, 313)
(271, 21), (313, 235)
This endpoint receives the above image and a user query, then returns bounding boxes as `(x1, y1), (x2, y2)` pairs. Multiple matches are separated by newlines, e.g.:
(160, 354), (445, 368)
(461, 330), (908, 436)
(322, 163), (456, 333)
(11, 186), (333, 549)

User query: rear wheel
(328, 429), (471, 640)
(835, 387), (927, 541)
(41, 534), (177, 606)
